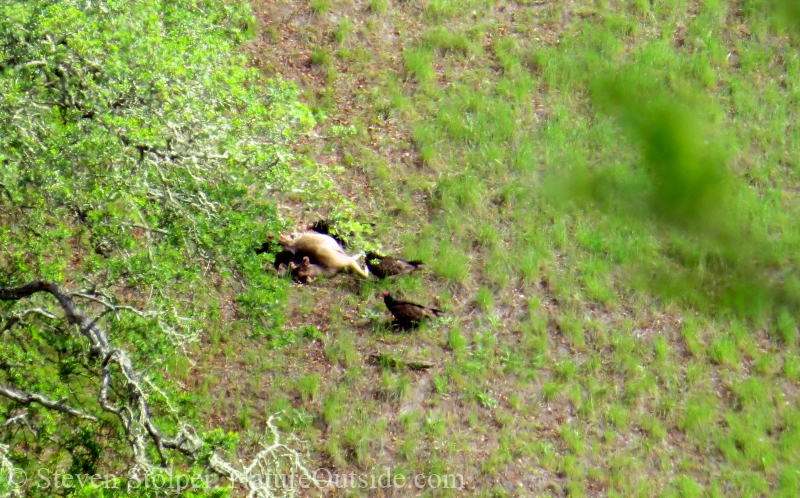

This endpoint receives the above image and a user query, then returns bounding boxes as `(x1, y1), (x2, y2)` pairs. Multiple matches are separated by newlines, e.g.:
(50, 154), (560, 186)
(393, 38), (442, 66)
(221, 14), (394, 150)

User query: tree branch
(0, 280), (200, 469)
(1, 282), (312, 494)
(0, 385), (97, 421)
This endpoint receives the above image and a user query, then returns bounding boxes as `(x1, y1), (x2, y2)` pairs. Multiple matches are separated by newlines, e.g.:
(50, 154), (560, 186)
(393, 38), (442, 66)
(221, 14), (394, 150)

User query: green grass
(240, 0), (800, 496)
(367, 0), (389, 14)
(311, 0), (331, 15)
(424, 26), (477, 56)
(332, 19), (353, 44)
(310, 48), (333, 70)
(403, 46), (435, 85)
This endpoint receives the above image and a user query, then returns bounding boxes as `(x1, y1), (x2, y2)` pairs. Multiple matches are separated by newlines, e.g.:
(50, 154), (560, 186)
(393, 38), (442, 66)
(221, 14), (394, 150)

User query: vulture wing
(367, 253), (425, 278)
(383, 293), (444, 325)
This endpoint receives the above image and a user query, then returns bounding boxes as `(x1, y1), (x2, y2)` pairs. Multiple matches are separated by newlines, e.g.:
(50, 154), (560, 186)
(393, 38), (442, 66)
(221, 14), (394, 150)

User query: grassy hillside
(203, 0), (800, 495)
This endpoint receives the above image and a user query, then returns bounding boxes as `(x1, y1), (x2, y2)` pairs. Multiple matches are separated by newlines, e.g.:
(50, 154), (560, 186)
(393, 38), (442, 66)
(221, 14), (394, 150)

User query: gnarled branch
(0, 385), (97, 421)
(1, 280), (313, 496)
(0, 280), (197, 469)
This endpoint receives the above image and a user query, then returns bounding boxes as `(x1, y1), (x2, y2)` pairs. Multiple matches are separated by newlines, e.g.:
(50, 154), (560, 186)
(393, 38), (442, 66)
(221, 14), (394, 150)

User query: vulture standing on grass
(381, 291), (444, 328)
(366, 252), (424, 279)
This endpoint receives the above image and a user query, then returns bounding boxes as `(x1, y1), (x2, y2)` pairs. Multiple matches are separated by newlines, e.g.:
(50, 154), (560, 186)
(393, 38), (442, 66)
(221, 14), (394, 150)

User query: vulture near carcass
(290, 256), (336, 283)
(273, 250), (297, 270)
(279, 231), (370, 278)
(381, 291), (444, 328)
(365, 252), (424, 279)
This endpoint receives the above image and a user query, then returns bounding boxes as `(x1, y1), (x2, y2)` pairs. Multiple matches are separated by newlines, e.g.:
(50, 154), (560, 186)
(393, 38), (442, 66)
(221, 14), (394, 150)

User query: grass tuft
(367, 0), (389, 14)
(311, 0), (331, 15)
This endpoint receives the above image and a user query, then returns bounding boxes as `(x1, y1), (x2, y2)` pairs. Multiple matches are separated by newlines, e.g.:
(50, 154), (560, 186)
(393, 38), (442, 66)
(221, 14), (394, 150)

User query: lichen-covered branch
(0, 280), (201, 470)
(209, 414), (320, 498)
(0, 385), (97, 422)
(0, 281), (314, 496)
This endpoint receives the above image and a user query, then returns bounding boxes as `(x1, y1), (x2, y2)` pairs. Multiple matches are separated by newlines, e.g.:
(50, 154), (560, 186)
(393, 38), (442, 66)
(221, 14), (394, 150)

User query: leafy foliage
(0, 0), (316, 492)
(0, 0), (316, 332)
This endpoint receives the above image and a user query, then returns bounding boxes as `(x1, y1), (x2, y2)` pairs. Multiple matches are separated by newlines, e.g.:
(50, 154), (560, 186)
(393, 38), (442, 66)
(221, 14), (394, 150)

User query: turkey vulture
(273, 250), (297, 269)
(381, 291), (444, 328)
(290, 256), (336, 283)
(366, 252), (424, 279)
